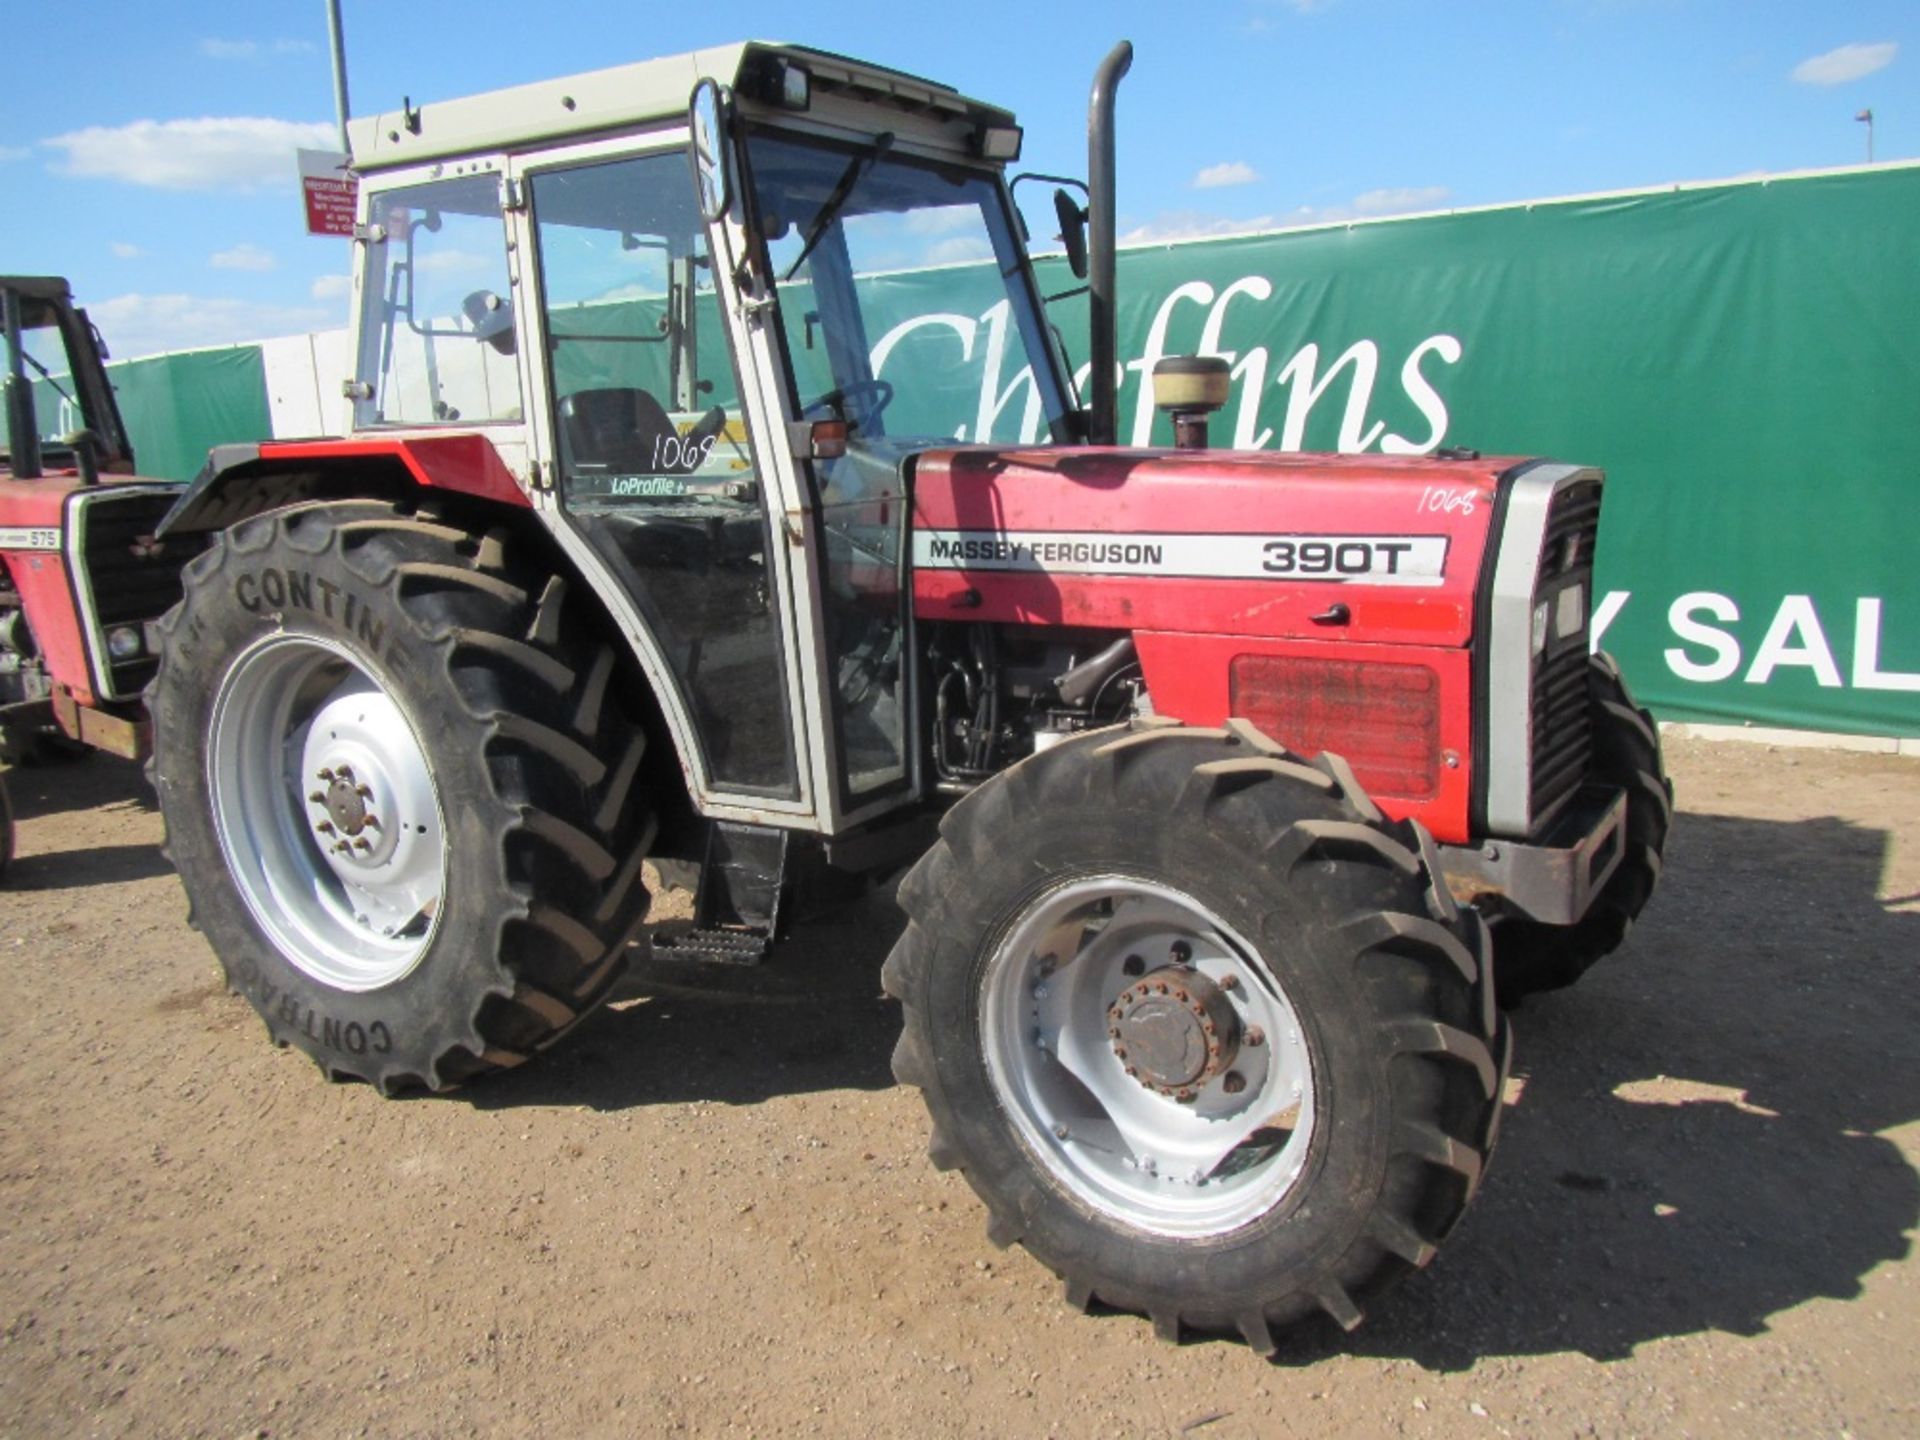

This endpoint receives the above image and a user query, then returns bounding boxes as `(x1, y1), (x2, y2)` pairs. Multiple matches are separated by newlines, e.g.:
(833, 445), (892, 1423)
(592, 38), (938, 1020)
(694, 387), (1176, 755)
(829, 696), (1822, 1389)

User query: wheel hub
(324, 774), (370, 835)
(1108, 966), (1240, 1099)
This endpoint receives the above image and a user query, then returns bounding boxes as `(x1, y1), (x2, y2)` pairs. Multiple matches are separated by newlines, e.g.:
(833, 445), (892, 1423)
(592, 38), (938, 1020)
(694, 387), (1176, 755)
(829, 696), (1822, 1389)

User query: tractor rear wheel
(0, 768), (13, 880)
(884, 718), (1509, 1351)
(1492, 652), (1673, 1007)
(148, 500), (655, 1091)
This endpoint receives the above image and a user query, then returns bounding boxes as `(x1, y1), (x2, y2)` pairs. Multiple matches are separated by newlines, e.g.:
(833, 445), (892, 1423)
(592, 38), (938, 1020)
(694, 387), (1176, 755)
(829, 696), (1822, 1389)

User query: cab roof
(347, 42), (1017, 173)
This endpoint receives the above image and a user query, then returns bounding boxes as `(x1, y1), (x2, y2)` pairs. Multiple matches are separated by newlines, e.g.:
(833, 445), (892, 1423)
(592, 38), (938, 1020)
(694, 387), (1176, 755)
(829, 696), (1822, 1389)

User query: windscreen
(745, 131), (1072, 449)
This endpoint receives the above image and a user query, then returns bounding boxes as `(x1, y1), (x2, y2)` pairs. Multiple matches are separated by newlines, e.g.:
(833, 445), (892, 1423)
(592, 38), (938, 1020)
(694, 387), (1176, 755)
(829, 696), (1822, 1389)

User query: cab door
(508, 136), (817, 816)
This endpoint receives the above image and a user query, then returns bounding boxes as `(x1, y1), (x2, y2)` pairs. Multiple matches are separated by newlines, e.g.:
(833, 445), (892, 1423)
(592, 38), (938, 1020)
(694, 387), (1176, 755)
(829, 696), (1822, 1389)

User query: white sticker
(0, 526), (61, 551)
(912, 529), (1449, 586)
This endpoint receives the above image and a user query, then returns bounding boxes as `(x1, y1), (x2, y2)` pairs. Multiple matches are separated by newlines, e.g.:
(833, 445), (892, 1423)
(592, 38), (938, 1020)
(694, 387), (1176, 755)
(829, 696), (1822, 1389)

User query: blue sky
(2, 0), (1912, 358)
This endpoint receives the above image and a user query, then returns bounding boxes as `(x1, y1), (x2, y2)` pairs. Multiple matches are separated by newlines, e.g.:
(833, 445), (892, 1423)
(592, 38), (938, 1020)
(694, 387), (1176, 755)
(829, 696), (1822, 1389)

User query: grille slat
(1526, 479), (1603, 830)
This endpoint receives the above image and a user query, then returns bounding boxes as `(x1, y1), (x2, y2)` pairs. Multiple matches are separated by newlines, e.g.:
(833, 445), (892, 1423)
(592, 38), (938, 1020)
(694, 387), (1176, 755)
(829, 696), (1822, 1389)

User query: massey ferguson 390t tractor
(118, 42), (1674, 1347)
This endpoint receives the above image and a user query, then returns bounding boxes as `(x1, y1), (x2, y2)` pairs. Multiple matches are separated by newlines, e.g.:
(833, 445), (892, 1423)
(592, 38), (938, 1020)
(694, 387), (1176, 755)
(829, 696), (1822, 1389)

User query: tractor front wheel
(884, 718), (1509, 1351)
(1492, 652), (1673, 1006)
(148, 501), (655, 1091)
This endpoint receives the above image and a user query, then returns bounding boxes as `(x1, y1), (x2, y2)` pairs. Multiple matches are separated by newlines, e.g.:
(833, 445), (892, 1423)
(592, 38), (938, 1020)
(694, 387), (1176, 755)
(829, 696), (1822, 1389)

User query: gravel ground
(0, 735), (1915, 1438)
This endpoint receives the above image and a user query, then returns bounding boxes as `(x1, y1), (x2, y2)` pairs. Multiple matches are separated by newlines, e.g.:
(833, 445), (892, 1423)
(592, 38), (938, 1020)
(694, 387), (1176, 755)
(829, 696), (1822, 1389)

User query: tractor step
(647, 821), (790, 966)
(649, 925), (772, 966)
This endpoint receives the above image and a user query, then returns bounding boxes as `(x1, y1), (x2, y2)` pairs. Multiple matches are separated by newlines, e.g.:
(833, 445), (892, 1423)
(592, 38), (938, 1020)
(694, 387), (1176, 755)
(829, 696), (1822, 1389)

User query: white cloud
(200, 38), (315, 60)
(88, 292), (333, 360)
(42, 116), (335, 191)
(1350, 185), (1451, 217)
(1193, 161), (1259, 190)
(926, 236), (994, 267)
(211, 242), (277, 272)
(1791, 41), (1898, 87)
(412, 248), (495, 277)
(1122, 212), (1275, 243)
(310, 273), (352, 301)
(110, 242), (144, 260)
(1124, 185), (1451, 243)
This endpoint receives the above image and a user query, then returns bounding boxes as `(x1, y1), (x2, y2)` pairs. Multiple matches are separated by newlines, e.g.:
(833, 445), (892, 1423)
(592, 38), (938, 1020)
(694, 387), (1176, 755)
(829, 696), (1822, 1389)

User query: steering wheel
(802, 378), (895, 432)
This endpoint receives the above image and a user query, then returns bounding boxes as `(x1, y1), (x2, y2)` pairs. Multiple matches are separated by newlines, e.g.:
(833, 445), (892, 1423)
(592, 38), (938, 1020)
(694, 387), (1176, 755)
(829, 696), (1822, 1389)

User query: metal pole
(1857, 108), (1875, 165)
(1086, 40), (1133, 447)
(326, 0), (352, 156)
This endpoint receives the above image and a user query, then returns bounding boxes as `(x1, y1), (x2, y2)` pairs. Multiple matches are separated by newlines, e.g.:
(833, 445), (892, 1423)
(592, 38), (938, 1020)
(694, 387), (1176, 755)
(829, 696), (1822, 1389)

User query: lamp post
(1856, 108), (1874, 165)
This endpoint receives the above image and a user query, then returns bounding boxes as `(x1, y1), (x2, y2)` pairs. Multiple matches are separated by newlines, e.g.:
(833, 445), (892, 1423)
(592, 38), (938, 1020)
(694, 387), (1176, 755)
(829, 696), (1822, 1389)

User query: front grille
(1527, 479), (1602, 829)
(76, 489), (203, 699)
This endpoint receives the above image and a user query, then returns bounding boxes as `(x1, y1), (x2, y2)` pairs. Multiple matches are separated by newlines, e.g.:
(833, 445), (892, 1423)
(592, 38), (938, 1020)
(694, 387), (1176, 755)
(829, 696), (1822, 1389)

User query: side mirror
(689, 79), (735, 223)
(1054, 188), (1089, 280)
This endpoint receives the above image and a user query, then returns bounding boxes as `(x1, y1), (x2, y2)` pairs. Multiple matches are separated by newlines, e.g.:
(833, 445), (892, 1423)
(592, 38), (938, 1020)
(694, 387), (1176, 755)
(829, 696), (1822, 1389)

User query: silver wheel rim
(981, 875), (1317, 1237)
(208, 634), (448, 991)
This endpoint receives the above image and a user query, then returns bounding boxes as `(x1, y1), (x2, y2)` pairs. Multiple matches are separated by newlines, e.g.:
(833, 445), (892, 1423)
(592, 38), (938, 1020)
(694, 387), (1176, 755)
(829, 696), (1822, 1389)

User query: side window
(530, 150), (799, 800)
(356, 173), (522, 427)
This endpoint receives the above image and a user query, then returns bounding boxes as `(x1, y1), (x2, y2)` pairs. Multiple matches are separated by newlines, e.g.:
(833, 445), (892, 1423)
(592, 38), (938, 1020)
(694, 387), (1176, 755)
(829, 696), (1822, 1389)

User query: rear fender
(152, 439), (712, 841)
(156, 434), (532, 538)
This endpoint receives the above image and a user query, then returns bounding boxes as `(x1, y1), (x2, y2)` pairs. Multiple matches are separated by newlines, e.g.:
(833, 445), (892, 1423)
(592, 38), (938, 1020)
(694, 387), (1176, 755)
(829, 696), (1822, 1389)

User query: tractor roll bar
(1086, 39), (1132, 447)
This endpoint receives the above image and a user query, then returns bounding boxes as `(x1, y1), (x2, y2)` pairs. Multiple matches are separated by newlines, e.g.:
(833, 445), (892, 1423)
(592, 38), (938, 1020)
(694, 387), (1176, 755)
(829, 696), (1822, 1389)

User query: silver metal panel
(347, 42), (1013, 175)
(1482, 462), (1600, 837)
(63, 485), (181, 702)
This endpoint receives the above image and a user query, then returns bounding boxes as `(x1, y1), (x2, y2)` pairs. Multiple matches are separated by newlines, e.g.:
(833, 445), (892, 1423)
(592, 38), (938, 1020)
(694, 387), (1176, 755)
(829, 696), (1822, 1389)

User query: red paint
(911, 445), (1515, 841)
(262, 433), (531, 509)
(911, 447), (1506, 645)
(0, 476), (118, 706)
(1136, 631), (1476, 840)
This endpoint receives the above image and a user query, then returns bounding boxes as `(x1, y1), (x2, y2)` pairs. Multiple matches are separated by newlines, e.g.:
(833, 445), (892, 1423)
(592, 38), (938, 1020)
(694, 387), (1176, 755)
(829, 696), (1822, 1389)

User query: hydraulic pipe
(1086, 39), (1132, 446)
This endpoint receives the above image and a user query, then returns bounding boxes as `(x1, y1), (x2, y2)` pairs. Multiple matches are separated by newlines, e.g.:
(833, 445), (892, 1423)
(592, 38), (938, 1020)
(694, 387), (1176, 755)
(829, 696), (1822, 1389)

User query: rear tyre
(148, 501), (655, 1091)
(884, 718), (1509, 1351)
(0, 769), (14, 880)
(1492, 652), (1673, 1007)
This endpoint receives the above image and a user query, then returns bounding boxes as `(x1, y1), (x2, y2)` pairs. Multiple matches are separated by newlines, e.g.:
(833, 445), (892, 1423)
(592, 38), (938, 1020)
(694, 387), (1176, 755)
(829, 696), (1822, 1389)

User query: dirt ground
(1, 735), (1915, 1439)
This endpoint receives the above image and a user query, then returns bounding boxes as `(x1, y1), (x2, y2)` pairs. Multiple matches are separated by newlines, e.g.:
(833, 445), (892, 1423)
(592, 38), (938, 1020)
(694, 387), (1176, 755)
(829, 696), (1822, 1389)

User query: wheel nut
(1219, 973), (1240, 992)
(308, 791), (326, 804)
(353, 837), (371, 852)
(355, 784), (373, 799)
(1223, 1071), (1247, 1094)
(1246, 1026), (1266, 1047)
(316, 821), (335, 835)
(336, 765), (354, 780)
(316, 768), (334, 782)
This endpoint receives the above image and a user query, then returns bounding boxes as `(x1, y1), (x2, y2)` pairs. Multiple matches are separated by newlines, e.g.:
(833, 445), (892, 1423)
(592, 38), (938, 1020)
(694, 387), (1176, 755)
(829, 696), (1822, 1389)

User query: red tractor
(17, 44), (1671, 1349)
(1, 276), (208, 842)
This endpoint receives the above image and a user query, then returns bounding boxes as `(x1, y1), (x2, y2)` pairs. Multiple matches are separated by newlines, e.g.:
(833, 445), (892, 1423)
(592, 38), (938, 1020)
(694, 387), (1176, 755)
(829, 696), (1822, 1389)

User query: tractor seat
(560, 386), (687, 475)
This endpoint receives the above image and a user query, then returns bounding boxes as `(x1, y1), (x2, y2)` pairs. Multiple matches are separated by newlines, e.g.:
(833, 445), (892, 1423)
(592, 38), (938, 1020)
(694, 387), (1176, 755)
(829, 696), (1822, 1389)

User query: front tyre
(1493, 652), (1673, 1006)
(148, 501), (655, 1091)
(884, 719), (1509, 1351)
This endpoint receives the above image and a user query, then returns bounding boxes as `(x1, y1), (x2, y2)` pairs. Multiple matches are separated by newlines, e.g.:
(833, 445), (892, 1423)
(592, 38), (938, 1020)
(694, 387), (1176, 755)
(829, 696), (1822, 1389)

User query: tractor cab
(2, 276), (135, 484)
(333, 44), (1071, 835)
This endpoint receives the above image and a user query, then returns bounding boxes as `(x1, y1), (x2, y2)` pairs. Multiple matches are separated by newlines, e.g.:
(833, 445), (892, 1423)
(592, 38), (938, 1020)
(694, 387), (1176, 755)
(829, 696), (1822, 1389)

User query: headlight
(106, 625), (144, 661)
(1531, 601), (1550, 657)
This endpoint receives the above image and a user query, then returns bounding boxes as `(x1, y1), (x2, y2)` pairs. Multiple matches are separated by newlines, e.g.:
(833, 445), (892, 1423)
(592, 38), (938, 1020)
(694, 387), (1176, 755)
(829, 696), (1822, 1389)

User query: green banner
(108, 345), (272, 484)
(109, 162), (1920, 737)
(1085, 166), (1920, 736)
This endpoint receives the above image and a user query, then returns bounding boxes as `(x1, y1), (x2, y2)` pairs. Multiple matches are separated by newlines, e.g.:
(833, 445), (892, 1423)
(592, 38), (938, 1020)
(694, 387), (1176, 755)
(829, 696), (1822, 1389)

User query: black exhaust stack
(1086, 39), (1132, 447)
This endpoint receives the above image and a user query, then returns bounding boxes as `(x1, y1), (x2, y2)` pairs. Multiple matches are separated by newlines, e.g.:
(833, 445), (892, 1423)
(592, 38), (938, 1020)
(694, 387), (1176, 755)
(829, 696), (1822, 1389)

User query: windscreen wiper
(782, 132), (895, 282)
(18, 347), (76, 409)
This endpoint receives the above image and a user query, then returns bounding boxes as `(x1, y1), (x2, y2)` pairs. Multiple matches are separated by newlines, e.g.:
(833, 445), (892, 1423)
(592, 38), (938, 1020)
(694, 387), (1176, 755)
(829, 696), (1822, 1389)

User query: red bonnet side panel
(909, 446), (1505, 647)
